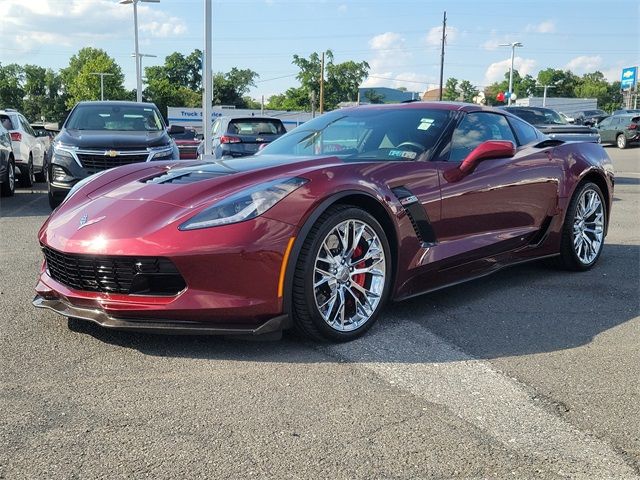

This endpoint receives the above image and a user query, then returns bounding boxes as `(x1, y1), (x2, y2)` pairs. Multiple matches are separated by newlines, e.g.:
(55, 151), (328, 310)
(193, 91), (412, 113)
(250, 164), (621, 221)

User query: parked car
(574, 109), (608, 126)
(198, 116), (287, 158)
(34, 102), (614, 342)
(0, 121), (15, 197)
(502, 106), (599, 143)
(612, 109), (640, 115)
(168, 125), (200, 159)
(47, 101), (180, 209)
(596, 114), (640, 149)
(31, 122), (58, 181)
(0, 109), (46, 187)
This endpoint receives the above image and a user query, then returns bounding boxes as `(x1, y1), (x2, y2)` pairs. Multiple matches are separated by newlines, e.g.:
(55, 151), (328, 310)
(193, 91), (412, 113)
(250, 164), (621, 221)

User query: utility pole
(536, 84), (556, 106)
(90, 72), (114, 101)
(203, 0), (213, 157)
(319, 52), (325, 114)
(438, 11), (446, 101)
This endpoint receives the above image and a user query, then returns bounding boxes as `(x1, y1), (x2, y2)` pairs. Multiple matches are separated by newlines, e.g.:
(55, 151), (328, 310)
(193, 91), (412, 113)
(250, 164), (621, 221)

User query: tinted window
(509, 117), (539, 145)
(170, 129), (197, 140)
(227, 119), (286, 135)
(449, 112), (516, 162)
(0, 115), (14, 130)
(67, 104), (164, 131)
(261, 108), (453, 162)
(598, 117), (612, 128)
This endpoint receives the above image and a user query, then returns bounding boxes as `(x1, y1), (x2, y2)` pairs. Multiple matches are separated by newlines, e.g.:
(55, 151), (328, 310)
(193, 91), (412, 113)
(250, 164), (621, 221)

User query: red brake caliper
(352, 245), (366, 288)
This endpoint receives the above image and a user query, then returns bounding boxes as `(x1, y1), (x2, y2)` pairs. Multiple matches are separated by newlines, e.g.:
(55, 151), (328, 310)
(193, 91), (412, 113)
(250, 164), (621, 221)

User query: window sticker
(388, 150), (417, 159)
(418, 118), (434, 130)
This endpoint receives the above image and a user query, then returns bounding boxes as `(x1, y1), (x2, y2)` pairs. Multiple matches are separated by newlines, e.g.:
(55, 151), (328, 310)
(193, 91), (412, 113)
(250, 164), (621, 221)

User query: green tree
(0, 63), (25, 111)
(60, 48), (127, 108)
(266, 87), (310, 111)
(536, 68), (579, 98)
(212, 68), (259, 107)
(22, 65), (66, 124)
(459, 80), (479, 103)
(443, 77), (459, 101)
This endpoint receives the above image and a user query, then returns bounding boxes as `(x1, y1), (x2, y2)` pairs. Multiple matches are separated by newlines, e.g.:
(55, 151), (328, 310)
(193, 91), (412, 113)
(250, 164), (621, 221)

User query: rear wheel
(616, 134), (627, 149)
(1, 159), (15, 197)
(20, 154), (34, 188)
(556, 182), (606, 271)
(292, 205), (391, 341)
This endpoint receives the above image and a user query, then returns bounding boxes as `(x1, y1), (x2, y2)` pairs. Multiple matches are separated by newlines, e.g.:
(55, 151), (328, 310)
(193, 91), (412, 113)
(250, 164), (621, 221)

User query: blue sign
(621, 67), (637, 90)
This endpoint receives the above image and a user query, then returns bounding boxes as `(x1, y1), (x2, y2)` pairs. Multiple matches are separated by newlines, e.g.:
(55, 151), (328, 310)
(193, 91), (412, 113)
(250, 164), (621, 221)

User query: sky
(1, 0), (638, 100)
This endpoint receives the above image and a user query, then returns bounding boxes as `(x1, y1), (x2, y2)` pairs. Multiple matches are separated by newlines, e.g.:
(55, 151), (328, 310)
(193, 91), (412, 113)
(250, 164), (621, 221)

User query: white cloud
(337, 4), (348, 13)
(564, 55), (603, 74)
(361, 32), (435, 92)
(484, 57), (537, 84)
(0, 0), (186, 53)
(525, 20), (556, 33)
(425, 25), (459, 48)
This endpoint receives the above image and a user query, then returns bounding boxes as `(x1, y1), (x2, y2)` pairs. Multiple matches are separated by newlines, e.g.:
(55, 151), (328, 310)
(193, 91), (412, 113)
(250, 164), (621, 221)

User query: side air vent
(391, 186), (437, 245)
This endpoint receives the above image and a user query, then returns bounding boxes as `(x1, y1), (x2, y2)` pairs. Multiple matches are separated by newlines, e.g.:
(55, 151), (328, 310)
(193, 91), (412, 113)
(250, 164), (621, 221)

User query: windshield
(170, 129), (197, 140)
(66, 105), (165, 131)
(259, 108), (453, 161)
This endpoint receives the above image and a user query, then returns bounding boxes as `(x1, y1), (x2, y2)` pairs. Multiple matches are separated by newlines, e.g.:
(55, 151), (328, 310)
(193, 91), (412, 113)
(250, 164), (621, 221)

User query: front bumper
(33, 294), (289, 335)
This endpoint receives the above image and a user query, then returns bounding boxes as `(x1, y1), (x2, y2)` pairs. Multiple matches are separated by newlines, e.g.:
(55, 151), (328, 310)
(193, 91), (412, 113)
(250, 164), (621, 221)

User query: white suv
(0, 109), (45, 187)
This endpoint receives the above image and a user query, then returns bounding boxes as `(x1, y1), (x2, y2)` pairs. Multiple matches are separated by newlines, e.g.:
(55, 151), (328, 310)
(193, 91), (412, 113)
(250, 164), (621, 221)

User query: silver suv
(0, 109), (46, 187)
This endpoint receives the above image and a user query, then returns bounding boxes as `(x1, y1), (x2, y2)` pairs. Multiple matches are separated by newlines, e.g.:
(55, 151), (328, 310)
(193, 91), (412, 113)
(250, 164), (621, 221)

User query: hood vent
(144, 166), (228, 185)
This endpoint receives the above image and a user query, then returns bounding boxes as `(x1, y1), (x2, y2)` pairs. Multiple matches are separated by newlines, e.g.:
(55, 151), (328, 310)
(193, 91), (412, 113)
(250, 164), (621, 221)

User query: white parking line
(322, 317), (638, 478)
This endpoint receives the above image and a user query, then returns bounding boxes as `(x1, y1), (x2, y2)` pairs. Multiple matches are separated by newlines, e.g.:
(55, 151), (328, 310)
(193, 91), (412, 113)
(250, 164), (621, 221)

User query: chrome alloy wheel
(313, 219), (386, 332)
(8, 162), (14, 192)
(572, 188), (604, 265)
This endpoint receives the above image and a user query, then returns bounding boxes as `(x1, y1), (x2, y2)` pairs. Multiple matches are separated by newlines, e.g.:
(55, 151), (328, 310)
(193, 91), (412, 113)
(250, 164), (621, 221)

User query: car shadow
(66, 243), (640, 364)
(0, 187), (51, 218)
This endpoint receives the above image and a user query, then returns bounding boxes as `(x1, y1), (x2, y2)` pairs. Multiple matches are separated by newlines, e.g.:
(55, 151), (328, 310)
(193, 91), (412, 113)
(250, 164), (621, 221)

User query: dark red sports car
(34, 102), (614, 341)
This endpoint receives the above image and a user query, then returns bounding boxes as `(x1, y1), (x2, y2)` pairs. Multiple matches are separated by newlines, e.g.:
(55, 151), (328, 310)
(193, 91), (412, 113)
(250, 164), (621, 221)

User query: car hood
(41, 154), (343, 253)
(79, 154), (342, 209)
(57, 128), (171, 149)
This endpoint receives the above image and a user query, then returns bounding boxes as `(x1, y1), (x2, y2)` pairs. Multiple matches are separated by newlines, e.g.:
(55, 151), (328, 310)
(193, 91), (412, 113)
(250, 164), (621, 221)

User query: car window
(508, 117), (539, 145)
(0, 114), (14, 130)
(598, 117), (612, 128)
(448, 112), (516, 163)
(19, 116), (32, 135)
(227, 119), (286, 135)
(170, 129), (197, 140)
(212, 119), (221, 135)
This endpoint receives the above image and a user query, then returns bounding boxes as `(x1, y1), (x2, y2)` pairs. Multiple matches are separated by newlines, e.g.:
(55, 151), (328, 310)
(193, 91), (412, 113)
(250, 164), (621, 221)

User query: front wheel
(1, 160), (15, 197)
(292, 205), (391, 342)
(34, 154), (47, 183)
(616, 134), (627, 149)
(556, 182), (606, 271)
(20, 154), (34, 188)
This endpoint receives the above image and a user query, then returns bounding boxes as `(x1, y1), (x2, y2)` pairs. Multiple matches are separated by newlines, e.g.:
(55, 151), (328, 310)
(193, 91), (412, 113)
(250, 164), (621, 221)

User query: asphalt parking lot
(1, 147), (638, 479)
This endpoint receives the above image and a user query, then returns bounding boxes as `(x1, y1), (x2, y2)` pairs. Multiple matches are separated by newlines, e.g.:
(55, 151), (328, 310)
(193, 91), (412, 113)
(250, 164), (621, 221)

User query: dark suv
(48, 101), (179, 209)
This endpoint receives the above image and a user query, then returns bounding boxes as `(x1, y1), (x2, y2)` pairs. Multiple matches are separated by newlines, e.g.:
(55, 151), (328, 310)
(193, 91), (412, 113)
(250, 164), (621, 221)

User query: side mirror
(444, 140), (516, 183)
(167, 124), (186, 135)
(195, 133), (204, 141)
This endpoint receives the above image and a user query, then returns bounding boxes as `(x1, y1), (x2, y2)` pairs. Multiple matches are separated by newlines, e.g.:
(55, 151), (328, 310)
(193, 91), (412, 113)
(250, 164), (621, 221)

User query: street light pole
(131, 53), (157, 95)
(90, 72), (114, 101)
(203, 0), (213, 157)
(499, 42), (523, 106)
(120, 0), (159, 102)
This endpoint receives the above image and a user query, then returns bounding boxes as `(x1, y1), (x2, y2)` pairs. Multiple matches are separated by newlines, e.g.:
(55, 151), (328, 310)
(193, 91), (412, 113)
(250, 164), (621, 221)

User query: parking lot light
(499, 42), (523, 106)
(120, 0), (160, 103)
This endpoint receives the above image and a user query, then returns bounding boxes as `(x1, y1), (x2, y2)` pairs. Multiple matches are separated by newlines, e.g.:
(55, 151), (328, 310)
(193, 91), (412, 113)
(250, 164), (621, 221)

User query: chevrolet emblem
(105, 150), (118, 157)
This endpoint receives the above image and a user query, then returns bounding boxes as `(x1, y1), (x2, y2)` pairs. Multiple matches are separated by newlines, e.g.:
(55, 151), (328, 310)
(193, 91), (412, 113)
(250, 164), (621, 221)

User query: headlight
(179, 177), (307, 231)
(52, 144), (77, 163)
(149, 145), (174, 160)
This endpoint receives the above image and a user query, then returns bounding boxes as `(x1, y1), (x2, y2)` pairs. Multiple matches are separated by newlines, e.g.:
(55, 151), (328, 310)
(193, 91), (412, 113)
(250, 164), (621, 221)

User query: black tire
(20, 154), (34, 188)
(616, 134), (627, 149)
(47, 180), (63, 209)
(1, 158), (15, 197)
(34, 153), (47, 183)
(555, 182), (606, 271)
(292, 205), (392, 342)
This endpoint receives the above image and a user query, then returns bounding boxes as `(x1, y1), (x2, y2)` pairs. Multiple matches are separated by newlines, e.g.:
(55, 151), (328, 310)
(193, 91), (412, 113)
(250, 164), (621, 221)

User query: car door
(431, 111), (559, 266)
(597, 117), (614, 143)
(19, 115), (42, 168)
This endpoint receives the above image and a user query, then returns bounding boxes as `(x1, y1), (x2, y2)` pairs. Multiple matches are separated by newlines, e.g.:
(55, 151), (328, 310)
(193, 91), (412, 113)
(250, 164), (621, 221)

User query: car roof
(220, 116), (285, 122)
(74, 100), (159, 108)
(340, 101), (496, 115)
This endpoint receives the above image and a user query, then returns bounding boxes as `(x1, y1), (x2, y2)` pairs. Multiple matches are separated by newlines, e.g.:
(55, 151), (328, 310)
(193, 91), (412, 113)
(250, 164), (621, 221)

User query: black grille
(78, 153), (148, 173)
(42, 246), (185, 295)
